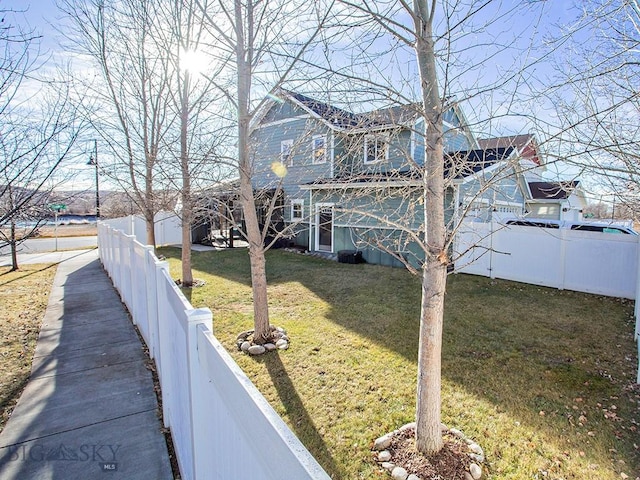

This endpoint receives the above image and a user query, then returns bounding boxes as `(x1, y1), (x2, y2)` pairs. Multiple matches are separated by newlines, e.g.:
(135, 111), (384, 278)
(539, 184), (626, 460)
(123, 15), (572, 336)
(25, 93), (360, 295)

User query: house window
(281, 139), (294, 166)
(364, 134), (388, 164)
(312, 135), (327, 164)
(291, 200), (304, 221)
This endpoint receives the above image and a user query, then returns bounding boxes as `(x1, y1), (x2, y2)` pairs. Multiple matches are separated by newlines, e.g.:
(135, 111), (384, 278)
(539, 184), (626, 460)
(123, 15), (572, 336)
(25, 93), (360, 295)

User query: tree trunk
(180, 70), (193, 287)
(10, 221), (18, 272)
(235, 0), (271, 343)
(414, 1), (447, 455)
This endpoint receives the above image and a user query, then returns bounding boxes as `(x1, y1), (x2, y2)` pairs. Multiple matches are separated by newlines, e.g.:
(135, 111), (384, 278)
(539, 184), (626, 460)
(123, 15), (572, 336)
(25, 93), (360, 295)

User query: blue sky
(5, 0), (591, 190)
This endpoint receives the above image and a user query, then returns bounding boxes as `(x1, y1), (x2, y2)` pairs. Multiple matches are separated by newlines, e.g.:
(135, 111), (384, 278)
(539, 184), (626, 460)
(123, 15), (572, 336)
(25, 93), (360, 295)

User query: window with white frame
(281, 139), (294, 166)
(364, 134), (388, 164)
(312, 135), (327, 164)
(291, 199), (304, 221)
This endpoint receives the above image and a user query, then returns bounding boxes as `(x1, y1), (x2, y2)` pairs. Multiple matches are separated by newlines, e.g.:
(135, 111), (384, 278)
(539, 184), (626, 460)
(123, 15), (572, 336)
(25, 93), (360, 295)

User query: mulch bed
(383, 427), (473, 480)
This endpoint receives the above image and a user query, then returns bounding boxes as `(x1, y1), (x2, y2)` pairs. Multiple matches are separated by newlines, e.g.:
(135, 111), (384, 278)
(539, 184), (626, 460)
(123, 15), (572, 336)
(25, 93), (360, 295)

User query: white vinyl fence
(101, 211), (182, 246)
(454, 220), (640, 383)
(97, 223), (330, 480)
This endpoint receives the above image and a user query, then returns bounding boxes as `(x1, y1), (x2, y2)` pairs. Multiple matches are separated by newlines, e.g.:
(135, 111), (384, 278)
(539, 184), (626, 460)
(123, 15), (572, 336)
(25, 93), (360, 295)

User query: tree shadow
(168, 247), (640, 475)
(259, 353), (343, 479)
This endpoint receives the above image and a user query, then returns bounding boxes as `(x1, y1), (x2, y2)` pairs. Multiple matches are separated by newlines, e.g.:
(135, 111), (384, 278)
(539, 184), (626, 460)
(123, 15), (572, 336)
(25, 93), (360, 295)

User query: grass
(0, 263), (56, 432)
(160, 247), (640, 480)
(36, 224), (97, 238)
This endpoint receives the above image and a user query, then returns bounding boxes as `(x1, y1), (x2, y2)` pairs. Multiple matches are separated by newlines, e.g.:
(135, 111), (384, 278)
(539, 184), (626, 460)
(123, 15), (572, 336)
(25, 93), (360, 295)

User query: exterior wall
(260, 100), (308, 123)
(459, 166), (525, 221)
(527, 202), (561, 219)
(250, 118), (333, 199)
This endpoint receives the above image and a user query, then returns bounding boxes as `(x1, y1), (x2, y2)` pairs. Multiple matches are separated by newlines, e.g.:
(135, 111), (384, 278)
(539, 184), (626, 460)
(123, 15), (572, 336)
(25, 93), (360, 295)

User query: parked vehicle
(503, 218), (638, 235)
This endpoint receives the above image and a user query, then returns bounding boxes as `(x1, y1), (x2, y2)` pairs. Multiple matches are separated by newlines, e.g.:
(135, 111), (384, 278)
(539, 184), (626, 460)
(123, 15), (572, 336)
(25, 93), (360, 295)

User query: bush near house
(161, 247), (639, 480)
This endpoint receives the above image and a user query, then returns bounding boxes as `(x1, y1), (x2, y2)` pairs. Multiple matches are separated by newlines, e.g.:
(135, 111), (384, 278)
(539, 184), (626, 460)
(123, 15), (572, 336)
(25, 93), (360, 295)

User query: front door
(317, 205), (333, 252)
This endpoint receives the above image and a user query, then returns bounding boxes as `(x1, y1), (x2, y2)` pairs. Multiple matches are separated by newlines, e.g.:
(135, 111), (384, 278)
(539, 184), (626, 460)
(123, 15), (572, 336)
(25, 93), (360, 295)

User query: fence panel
(455, 221), (638, 299)
(97, 221), (342, 480)
(192, 325), (330, 479)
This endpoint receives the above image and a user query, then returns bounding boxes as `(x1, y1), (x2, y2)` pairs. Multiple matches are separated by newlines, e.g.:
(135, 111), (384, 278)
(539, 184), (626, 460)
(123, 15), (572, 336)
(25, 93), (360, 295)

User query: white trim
(308, 190), (313, 251)
(330, 132), (335, 178)
(302, 179), (422, 190)
(463, 196), (523, 208)
(315, 203), (334, 253)
(281, 139), (294, 166)
(364, 134), (390, 164)
(257, 114), (311, 129)
(290, 199), (304, 222)
(312, 134), (327, 164)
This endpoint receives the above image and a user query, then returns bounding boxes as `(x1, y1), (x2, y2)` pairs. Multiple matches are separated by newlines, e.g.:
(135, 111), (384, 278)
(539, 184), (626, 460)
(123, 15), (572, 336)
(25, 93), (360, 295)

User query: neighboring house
(247, 90), (531, 267)
(478, 134), (587, 221)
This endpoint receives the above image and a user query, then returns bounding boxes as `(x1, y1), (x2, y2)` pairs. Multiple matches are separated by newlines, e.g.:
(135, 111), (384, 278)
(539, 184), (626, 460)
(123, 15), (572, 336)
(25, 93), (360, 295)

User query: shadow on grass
(260, 353), (343, 479)
(160, 246), (640, 476)
(0, 264), (57, 285)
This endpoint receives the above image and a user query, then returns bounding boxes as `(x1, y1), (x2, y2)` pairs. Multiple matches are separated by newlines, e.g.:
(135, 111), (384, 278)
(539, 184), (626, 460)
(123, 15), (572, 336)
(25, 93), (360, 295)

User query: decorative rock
(378, 450), (392, 462)
(399, 422), (416, 433)
(391, 466), (408, 480)
(236, 330), (253, 341)
(373, 433), (393, 451)
(464, 473), (474, 480)
(469, 462), (482, 480)
(278, 342), (289, 350)
(275, 339), (289, 349)
(381, 462), (395, 471)
(407, 475), (421, 480)
(248, 345), (266, 355)
(240, 341), (251, 352)
(275, 326), (286, 333)
(264, 343), (277, 351)
(469, 453), (485, 463)
(469, 443), (483, 455)
(449, 428), (463, 438)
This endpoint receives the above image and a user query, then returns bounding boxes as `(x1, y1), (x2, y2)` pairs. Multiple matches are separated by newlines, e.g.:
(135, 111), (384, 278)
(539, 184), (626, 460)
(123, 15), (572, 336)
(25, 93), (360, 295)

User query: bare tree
(0, 9), (81, 270)
(196, 0), (332, 343)
(59, 0), (176, 247)
(542, 0), (640, 218)
(157, 0), (230, 287)
(315, 0), (553, 455)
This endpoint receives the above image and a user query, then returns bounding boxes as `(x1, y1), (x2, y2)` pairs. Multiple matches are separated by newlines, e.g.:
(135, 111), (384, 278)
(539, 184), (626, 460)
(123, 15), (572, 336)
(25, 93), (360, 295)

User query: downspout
(308, 188), (313, 252)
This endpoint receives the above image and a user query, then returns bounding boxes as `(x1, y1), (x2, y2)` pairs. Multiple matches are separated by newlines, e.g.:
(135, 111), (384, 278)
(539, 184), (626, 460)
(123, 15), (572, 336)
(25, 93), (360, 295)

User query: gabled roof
(283, 90), (365, 128)
(279, 90), (446, 131)
(528, 181), (580, 200)
(444, 147), (515, 179)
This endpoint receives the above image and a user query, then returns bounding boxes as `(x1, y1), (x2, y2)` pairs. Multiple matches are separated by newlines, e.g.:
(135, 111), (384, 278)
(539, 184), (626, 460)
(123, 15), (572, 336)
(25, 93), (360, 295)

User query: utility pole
(88, 139), (100, 219)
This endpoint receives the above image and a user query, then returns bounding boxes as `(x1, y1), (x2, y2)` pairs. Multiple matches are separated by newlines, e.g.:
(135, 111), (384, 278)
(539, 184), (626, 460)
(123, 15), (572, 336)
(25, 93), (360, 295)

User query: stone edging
(235, 327), (289, 355)
(372, 422), (485, 480)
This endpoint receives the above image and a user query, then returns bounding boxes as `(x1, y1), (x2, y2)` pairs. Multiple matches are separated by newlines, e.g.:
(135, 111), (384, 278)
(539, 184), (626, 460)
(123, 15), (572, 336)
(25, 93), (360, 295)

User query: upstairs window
(312, 135), (327, 164)
(281, 139), (294, 166)
(291, 199), (304, 221)
(364, 134), (388, 164)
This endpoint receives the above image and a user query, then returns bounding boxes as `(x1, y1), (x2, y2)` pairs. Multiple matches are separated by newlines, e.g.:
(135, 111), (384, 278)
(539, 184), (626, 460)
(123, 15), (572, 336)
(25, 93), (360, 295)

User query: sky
(2, 0), (605, 195)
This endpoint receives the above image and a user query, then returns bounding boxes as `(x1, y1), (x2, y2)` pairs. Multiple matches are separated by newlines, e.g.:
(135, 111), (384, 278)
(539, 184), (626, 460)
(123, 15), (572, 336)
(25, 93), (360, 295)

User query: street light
(87, 139), (100, 219)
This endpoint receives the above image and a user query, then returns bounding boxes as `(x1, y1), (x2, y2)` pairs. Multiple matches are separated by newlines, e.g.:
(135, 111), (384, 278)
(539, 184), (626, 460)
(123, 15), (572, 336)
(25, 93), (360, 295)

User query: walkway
(0, 249), (173, 479)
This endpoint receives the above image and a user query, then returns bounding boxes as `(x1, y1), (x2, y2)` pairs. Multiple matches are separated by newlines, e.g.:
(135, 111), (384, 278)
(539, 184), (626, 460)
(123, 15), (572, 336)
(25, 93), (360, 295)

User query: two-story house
(247, 89), (528, 267)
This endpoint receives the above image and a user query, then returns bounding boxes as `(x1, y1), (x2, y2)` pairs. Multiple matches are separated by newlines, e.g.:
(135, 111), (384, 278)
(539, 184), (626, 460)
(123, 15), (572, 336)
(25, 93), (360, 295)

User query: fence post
(154, 261), (172, 429)
(185, 308), (213, 480)
(144, 246), (159, 360)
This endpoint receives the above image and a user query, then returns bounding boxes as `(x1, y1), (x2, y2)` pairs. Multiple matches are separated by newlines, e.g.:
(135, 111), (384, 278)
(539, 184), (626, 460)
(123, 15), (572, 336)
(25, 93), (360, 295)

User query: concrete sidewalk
(0, 249), (99, 267)
(0, 249), (173, 479)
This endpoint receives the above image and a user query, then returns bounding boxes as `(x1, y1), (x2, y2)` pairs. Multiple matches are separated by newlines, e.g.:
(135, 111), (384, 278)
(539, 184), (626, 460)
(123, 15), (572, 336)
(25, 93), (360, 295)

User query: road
(0, 236), (98, 257)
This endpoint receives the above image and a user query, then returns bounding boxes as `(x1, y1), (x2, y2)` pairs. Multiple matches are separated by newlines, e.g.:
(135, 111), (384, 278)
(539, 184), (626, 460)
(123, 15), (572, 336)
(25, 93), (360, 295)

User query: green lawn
(160, 247), (639, 480)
